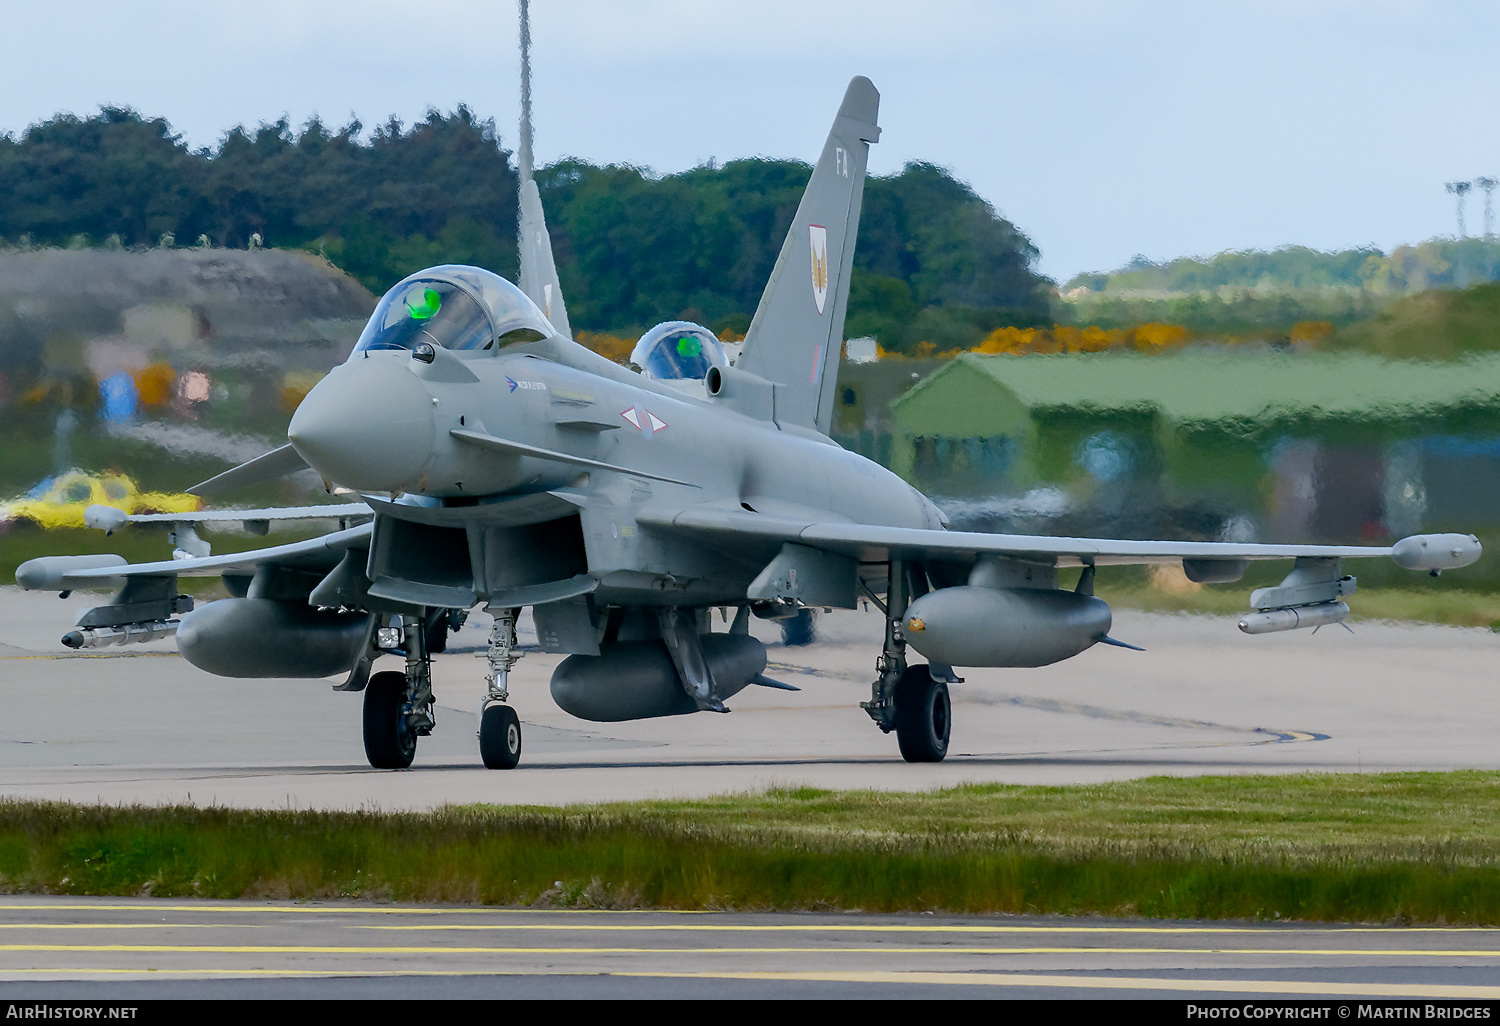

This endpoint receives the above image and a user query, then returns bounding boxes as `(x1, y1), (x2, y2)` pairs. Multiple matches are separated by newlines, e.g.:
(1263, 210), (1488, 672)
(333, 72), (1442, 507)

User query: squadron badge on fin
(809, 224), (829, 315)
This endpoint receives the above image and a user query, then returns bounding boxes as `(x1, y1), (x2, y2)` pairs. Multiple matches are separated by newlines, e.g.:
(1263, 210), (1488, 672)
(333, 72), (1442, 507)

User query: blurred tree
(0, 108), (197, 246)
(1063, 240), (1500, 298)
(0, 108), (1052, 348)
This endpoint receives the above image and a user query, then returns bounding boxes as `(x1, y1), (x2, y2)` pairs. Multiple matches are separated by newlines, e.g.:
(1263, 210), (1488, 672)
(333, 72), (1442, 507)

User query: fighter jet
(16, 77), (1480, 770)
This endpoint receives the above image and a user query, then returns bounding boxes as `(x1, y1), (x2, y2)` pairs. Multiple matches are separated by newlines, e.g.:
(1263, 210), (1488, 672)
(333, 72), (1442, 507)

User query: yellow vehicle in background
(1, 470), (200, 529)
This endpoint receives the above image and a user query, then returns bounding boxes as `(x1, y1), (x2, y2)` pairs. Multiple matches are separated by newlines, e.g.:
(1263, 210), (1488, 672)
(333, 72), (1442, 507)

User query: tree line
(0, 107), (1054, 353)
(1065, 240), (1500, 296)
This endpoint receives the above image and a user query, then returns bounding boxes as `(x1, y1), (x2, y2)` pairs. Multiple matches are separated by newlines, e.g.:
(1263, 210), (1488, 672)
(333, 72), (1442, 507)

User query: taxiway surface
(3, 588), (1497, 999)
(0, 586), (1494, 808)
(1, 897), (1498, 999)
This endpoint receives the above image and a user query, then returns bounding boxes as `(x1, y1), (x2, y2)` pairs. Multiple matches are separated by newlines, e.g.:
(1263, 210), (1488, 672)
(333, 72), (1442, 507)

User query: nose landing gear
(479, 703), (522, 769)
(477, 607), (523, 769)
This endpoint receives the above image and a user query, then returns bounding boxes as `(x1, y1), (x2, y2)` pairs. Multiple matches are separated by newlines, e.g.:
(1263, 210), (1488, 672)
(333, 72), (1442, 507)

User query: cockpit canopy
(352, 266), (555, 357)
(630, 321), (729, 382)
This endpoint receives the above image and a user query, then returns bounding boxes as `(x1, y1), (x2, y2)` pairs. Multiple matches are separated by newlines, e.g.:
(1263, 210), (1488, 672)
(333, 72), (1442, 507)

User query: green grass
(1330, 280), (1500, 360)
(4, 772), (1500, 922)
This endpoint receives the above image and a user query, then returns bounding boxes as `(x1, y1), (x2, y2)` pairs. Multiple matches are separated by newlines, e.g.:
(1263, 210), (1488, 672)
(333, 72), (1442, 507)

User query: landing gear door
(747, 542), (858, 609)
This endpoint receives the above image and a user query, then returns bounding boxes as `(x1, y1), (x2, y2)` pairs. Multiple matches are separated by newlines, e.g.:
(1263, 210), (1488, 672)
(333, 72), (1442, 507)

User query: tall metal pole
(1446, 180), (1471, 237)
(1477, 177), (1497, 239)
(518, 0), (533, 186)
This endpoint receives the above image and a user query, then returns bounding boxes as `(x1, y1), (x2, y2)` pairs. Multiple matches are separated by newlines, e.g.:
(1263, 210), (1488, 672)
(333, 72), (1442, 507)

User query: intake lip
(288, 354), (435, 492)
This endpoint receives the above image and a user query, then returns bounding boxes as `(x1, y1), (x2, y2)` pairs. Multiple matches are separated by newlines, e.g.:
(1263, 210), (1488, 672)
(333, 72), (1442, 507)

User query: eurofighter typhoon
(16, 78), (1480, 769)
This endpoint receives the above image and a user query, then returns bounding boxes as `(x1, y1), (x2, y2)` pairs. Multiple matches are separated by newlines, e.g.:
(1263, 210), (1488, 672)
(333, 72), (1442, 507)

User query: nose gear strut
(478, 608), (524, 769)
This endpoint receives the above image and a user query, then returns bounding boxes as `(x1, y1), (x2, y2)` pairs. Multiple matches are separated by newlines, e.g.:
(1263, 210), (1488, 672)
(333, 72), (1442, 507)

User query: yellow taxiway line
(1, 943), (1499, 957)
(0, 966), (1494, 998)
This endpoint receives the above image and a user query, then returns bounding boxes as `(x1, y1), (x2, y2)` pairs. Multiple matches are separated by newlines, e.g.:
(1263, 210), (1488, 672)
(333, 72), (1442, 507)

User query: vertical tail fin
(735, 77), (880, 434)
(518, 178), (573, 339)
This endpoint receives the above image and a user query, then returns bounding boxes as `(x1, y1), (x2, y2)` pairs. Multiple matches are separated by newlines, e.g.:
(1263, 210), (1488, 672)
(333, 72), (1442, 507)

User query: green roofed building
(887, 351), (1500, 543)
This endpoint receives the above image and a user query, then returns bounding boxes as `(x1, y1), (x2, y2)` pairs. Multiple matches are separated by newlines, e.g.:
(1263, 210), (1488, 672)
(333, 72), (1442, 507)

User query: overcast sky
(2, 0), (1497, 282)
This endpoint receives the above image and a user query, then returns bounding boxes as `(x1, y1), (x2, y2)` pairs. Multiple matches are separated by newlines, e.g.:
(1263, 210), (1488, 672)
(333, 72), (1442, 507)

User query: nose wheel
(476, 607), (524, 769)
(479, 704), (522, 769)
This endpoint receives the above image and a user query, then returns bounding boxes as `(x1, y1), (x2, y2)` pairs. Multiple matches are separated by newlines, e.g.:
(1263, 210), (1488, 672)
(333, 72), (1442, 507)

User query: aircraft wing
(17, 523), (374, 591)
(87, 502), (372, 531)
(187, 442), (309, 497)
(637, 505), (1479, 572)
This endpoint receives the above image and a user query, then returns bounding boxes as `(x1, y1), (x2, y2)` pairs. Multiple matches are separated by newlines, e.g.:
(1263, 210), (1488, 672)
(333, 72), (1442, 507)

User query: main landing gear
(363, 670), (417, 768)
(893, 664), (950, 762)
(862, 560), (953, 763)
(363, 614), (436, 769)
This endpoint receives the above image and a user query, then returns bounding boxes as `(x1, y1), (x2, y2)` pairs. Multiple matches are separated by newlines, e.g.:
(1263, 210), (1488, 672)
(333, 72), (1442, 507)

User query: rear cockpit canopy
(352, 266), (554, 358)
(630, 321), (728, 382)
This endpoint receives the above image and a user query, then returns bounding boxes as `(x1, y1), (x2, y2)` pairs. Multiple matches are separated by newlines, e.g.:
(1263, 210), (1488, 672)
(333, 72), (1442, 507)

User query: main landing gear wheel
(425, 615), (448, 654)
(780, 608), (816, 647)
(479, 704), (522, 769)
(364, 670), (417, 769)
(894, 664), (950, 763)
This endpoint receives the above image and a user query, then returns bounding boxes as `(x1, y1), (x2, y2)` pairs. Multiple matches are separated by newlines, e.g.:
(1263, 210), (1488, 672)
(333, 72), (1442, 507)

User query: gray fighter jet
(16, 78), (1480, 769)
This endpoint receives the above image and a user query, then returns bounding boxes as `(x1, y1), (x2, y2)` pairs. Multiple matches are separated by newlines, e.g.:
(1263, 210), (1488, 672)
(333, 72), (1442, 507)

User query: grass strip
(2, 771), (1499, 923)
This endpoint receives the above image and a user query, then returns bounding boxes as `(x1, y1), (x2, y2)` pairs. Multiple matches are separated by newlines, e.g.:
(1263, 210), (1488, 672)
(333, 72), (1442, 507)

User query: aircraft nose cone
(288, 354), (435, 491)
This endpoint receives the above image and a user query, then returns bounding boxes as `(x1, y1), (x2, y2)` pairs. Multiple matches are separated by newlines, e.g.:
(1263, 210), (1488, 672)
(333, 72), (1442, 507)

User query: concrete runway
(0, 897), (1498, 1000)
(0, 587), (1496, 808)
(2, 587), (1499, 999)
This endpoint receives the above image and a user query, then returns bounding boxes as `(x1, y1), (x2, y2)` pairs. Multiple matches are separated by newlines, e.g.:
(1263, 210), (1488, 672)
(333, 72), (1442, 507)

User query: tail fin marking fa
(735, 76), (881, 435)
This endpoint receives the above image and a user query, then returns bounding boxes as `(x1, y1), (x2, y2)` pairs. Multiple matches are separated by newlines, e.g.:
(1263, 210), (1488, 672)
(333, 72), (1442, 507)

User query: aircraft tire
(780, 608), (816, 647)
(893, 664), (950, 763)
(425, 615), (448, 654)
(364, 670), (416, 769)
(479, 704), (522, 769)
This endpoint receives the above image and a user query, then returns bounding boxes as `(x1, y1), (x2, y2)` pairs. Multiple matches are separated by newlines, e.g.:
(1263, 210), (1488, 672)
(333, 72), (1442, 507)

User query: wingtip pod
(16, 554), (127, 592)
(83, 504), (129, 534)
(1391, 533), (1482, 572)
